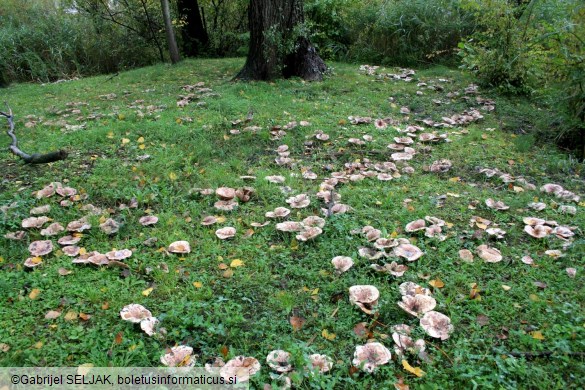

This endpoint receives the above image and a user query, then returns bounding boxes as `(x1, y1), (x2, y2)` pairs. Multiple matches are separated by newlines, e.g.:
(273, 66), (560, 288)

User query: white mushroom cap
(214, 199), (238, 211)
(394, 243), (423, 261)
(216, 187), (236, 200)
(425, 216), (446, 226)
(523, 217), (546, 226)
(219, 356), (261, 382)
(308, 354), (333, 373)
(24, 257), (43, 268)
(553, 226), (575, 240)
(399, 282), (432, 297)
(160, 345), (195, 367)
(139, 215), (159, 226)
(266, 350), (293, 373)
(5, 231), (26, 240)
(22, 216), (50, 228)
(540, 183), (563, 194)
(331, 256), (354, 273)
(430, 159), (452, 173)
(370, 261), (408, 276)
(485, 198), (509, 210)
(352, 342), (392, 372)
(286, 194), (311, 208)
(35, 183), (57, 198)
(40, 222), (65, 236)
(67, 219), (91, 232)
(56, 186), (77, 197)
(420, 311), (454, 340)
(29, 240), (53, 256)
(391, 152), (414, 161)
(62, 246), (80, 256)
(105, 249), (132, 260)
(265, 207), (291, 218)
(99, 218), (120, 234)
(405, 219), (426, 232)
(30, 205), (51, 215)
(265, 175), (286, 183)
(302, 215), (326, 228)
(365, 229), (382, 242)
(476, 244), (502, 262)
(374, 238), (398, 250)
(140, 317), (159, 336)
(88, 252), (109, 266)
(276, 221), (303, 232)
(235, 187), (254, 202)
(296, 226), (323, 241)
(58, 235), (81, 246)
(358, 247), (385, 260)
(120, 304), (152, 323)
(168, 241), (191, 253)
(397, 294), (437, 316)
(216, 227), (236, 239)
(349, 285), (380, 314)
(201, 216), (218, 226)
(524, 224), (552, 238)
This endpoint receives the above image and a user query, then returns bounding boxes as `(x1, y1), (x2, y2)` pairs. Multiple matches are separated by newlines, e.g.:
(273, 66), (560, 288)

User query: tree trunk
(235, 0), (326, 81)
(160, 0), (181, 64)
(177, 0), (209, 57)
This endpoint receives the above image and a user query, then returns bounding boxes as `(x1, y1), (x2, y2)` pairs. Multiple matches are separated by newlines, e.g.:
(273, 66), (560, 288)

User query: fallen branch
(1, 104), (67, 164)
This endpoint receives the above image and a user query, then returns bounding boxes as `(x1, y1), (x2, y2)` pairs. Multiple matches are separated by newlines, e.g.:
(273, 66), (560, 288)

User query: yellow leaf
(215, 216), (226, 223)
(169, 172), (177, 181)
(128, 344), (137, 351)
(193, 281), (203, 288)
(402, 360), (425, 377)
(121, 138), (130, 144)
(530, 331), (545, 340)
(31, 257), (42, 264)
(222, 269), (234, 278)
(78, 247), (87, 256)
(137, 136), (145, 143)
(311, 288), (319, 295)
(139, 144), (146, 150)
(107, 131), (114, 139)
(513, 186), (524, 193)
(29, 288), (41, 300)
(99, 216), (106, 224)
(449, 177), (461, 182)
(34, 341), (43, 349)
(290, 238), (299, 251)
(429, 278), (445, 288)
(64, 311), (78, 321)
(118, 114), (125, 120)
(321, 329), (336, 340)
(223, 134), (230, 140)
(0, 256), (3, 263)
(142, 287), (154, 296)
(502, 285), (512, 291)
(390, 231), (398, 238)
(230, 259), (244, 268)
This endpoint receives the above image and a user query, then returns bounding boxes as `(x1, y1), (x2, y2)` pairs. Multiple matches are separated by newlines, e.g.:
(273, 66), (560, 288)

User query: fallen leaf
(79, 312), (91, 321)
(115, 332), (123, 345)
(29, 288), (41, 300)
(142, 287), (154, 296)
(429, 278), (445, 288)
(169, 172), (177, 181)
(321, 329), (336, 340)
(34, 341), (43, 349)
(230, 259), (244, 268)
(402, 360), (425, 377)
(502, 285), (512, 291)
(530, 330), (545, 340)
(476, 314), (489, 326)
(101, 302), (109, 310)
(64, 311), (78, 321)
(0, 343), (10, 352)
(45, 310), (61, 319)
(218, 263), (229, 270)
(193, 281), (203, 288)
(121, 138), (130, 144)
(220, 345), (229, 359)
(353, 322), (371, 338)
(222, 269), (234, 278)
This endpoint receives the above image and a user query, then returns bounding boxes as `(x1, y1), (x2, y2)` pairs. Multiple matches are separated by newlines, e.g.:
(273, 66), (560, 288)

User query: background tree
(177, 0), (209, 56)
(161, 0), (181, 63)
(235, 0), (327, 81)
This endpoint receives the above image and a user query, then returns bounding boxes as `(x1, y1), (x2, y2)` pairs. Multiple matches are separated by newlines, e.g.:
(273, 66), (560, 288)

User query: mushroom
(374, 238), (398, 250)
(29, 240), (53, 256)
(160, 345), (196, 367)
(276, 221), (303, 232)
(524, 224), (552, 238)
(399, 282), (432, 297)
(66, 219), (91, 232)
(486, 227), (506, 239)
(56, 186), (77, 197)
(35, 183), (57, 198)
(88, 252), (110, 266)
(58, 235), (81, 246)
(120, 304), (152, 323)
(331, 256), (354, 273)
(286, 194), (310, 208)
(139, 215), (158, 226)
(105, 249), (132, 260)
(391, 152), (414, 161)
(429, 159), (452, 173)
(358, 247), (385, 260)
(374, 119), (387, 129)
(5, 231), (26, 240)
(308, 354), (333, 373)
(216, 227), (236, 239)
(528, 202), (546, 211)
(235, 187), (254, 202)
(476, 244), (502, 262)
(22, 216), (50, 228)
(394, 136), (414, 145)
(30, 205), (51, 215)
(216, 187), (236, 200)
(405, 219), (426, 232)
(40, 222), (65, 236)
(265, 175), (286, 183)
(265, 207), (291, 219)
(370, 262), (408, 277)
(553, 226), (574, 240)
(62, 246), (80, 257)
(24, 257), (43, 268)
(485, 198), (509, 210)
(168, 241), (191, 254)
(425, 216), (446, 226)
(325, 203), (352, 215)
(393, 332), (426, 358)
(140, 317), (159, 336)
(365, 229), (382, 242)
(352, 342), (392, 373)
(540, 183), (563, 194)
(398, 294), (437, 317)
(315, 132), (330, 141)
(394, 243), (423, 261)
(420, 311), (454, 340)
(201, 216), (218, 226)
(523, 217), (546, 226)
(219, 356), (261, 382)
(296, 226), (322, 241)
(302, 216), (326, 228)
(99, 218), (120, 234)
(266, 350), (293, 373)
(377, 173), (393, 181)
(349, 285), (380, 314)
(214, 200), (238, 211)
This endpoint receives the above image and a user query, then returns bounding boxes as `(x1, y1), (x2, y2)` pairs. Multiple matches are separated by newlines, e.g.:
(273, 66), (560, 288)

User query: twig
(430, 342), (454, 365)
(1, 103), (67, 164)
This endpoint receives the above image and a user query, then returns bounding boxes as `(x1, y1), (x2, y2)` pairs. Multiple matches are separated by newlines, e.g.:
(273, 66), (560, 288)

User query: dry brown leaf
(29, 288), (41, 300)
(289, 316), (306, 331)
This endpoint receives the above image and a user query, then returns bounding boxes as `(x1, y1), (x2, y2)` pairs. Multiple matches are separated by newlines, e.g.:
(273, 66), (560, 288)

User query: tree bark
(235, 0), (326, 81)
(160, 0), (181, 64)
(177, 0), (209, 57)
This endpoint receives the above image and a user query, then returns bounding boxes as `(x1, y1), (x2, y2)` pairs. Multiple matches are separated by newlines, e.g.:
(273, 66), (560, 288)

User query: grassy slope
(0, 58), (583, 389)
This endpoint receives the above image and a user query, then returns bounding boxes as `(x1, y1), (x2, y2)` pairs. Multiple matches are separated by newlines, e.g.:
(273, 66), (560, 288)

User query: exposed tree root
(1, 104), (67, 164)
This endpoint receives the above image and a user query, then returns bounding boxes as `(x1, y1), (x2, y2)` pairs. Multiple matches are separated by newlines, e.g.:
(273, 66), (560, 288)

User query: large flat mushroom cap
(276, 221), (303, 232)
(266, 350), (293, 373)
(394, 243), (423, 261)
(160, 345), (195, 367)
(405, 219), (426, 232)
(216, 227), (236, 239)
(216, 187), (236, 200)
(352, 342), (392, 372)
(220, 356), (261, 382)
(397, 294), (437, 316)
(476, 244), (503, 262)
(420, 311), (454, 340)
(331, 256), (354, 273)
(168, 240), (191, 254)
(308, 354), (333, 373)
(120, 304), (152, 323)
(29, 240), (53, 256)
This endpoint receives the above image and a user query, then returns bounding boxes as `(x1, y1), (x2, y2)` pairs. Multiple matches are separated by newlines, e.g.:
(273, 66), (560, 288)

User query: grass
(0, 58), (584, 389)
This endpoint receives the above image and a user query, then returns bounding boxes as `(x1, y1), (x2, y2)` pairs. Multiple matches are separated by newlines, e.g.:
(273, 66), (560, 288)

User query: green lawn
(0, 58), (583, 389)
